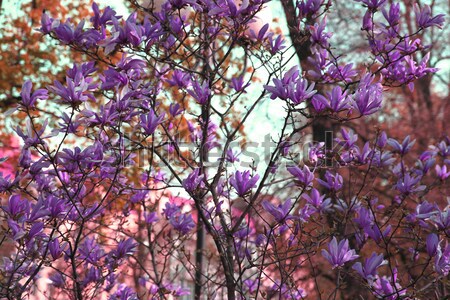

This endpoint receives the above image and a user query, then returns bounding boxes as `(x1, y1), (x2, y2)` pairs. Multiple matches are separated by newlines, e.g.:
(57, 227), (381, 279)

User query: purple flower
(269, 281), (307, 299)
(79, 237), (105, 265)
(261, 199), (294, 223)
(20, 80), (48, 108)
(263, 66), (299, 100)
(317, 171), (343, 191)
(83, 266), (101, 286)
(162, 195), (195, 235)
(7, 219), (26, 240)
(40, 12), (55, 34)
(435, 243), (450, 276)
(388, 136), (415, 155)
(431, 210), (450, 234)
(124, 14), (143, 46)
(280, 140), (291, 156)
(436, 140), (450, 157)
(376, 131), (387, 148)
(372, 268), (406, 300)
(354, 0), (386, 10)
(407, 200), (438, 223)
(188, 80), (210, 105)
(247, 22), (269, 41)
(173, 286), (191, 296)
(230, 170), (260, 197)
(28, 197), (50, 222)
(297, 0), (323, 18)
(49, 238), (65, 260)
(308, 142), (325, 163)
(311, 94), (327, 112)
(353, 206), (374, 229)
(352, 74), (383, 116)
(318, 86), (351, 112)
(326, 63), (358, 82)
(105, 273), (116, 292)
(4, 195), (30, 220)
(307, 49), (328, 79)
(416, 156), (436, 176)
(48, 75), (94, 107)
(394, 173), (425, 195)
(264, 78), (289, 100)
(435, 165), (450, 180)
(53, 21), (77, 44)
(322, 237), (359, 268)
(426, 233), (439, 257)
(26, 222), (45, 249)
(18, 148), (31, 169)
(46, 196), (67, 218)
(336, 128), (358, 149)
(0, 173), (18, 193)
(419, 149), (436, 161)
(378, 50), (438, 89)
(169, 213), (195, 234)
(53, 19), (101, 47)
(163, 201), (181, 218)
(169, 0), (197, 9)
(129, 190), (149, 204)
(288, 78), (317, 105)
(353, 142), (372, 164)
(226, 149), (240, 163)
(109, 284), (138, 300)
(49, 272), (66, 288)
(365, 224), (391, 243)
(143, 17), (163, 46)
(309, 17), (332, 48)
(140, 110), (164, 135)
(208, 0), (246, 18)
(243, 278), (259, 294)
(84, 104), (119, 126)
(169, 103), (184, 117)
(230, 75), (249, 92)
(91, 2), (118, 29)
(382, 3), (400, 27)
(29, 198), (50, 222)
(414, 4), (445, 29)
(302, 188), (332, 213)
(352, 252), (386, 282)
(166, 69), (191, 88)
(268, 34), (285, 55)
(405, 54), (438, 87)
(144, 212), (159, 224)
(362, 10), (373, 30)
(182, 168), (204, 193)
(298, 204), (316, 223)
(112, 238), (137, 260)
(287, 165), (314, 187)
(100, 66), (134, 90)
(29, 157), (51, 175)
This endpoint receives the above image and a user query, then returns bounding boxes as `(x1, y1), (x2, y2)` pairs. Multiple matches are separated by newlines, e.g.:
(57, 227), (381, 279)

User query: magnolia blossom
(352, 252), (386, 283)
(230, 170), (259, 197)
(261, 199), (294, 223)
(322, 237), (359, 268)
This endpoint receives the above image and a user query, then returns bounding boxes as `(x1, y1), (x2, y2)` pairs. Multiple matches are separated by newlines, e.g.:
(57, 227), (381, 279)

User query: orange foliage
(0, 1), (94, 108)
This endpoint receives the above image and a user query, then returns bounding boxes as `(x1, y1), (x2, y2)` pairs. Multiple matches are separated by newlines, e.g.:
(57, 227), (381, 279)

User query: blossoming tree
(0, 0), (448, 299)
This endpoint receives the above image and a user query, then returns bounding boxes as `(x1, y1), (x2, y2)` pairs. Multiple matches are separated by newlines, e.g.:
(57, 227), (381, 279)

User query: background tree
(279, 0), (448, 297)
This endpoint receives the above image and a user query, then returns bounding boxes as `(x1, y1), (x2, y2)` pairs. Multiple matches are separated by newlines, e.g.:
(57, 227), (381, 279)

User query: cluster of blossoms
(0, 0), (448, 299)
